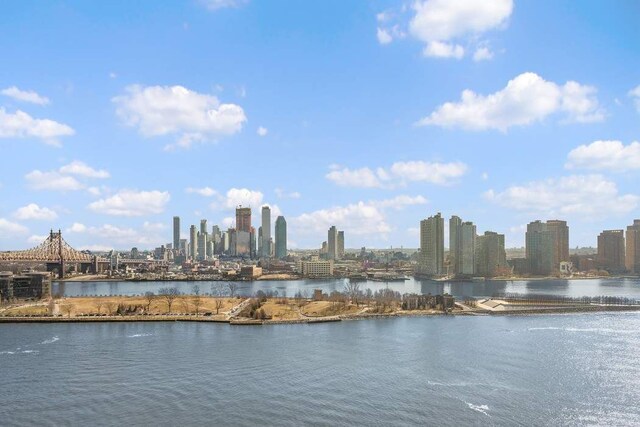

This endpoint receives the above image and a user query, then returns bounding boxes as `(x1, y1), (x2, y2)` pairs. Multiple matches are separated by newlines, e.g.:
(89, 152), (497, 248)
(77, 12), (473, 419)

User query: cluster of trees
(494, 293), (640, 306)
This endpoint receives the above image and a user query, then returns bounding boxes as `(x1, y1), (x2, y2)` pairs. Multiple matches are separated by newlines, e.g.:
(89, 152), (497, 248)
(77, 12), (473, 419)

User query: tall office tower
(250, 227), (257, 258)
(179, 239), (187, 254)
(327, 226), (338, 260)
(189, 225), (197, 261)
(211, 225), (221, 254)
(449, 216), (462, 274)
(198, 219), (208, 261)
(275, 216), (287, 259)
(459, 222), (476, 276)
(173, 216), (180, 253)
(526, 221), (554, 275)
(257, 226), (263, 256)
(337, 231), (344, 259)
(222, 231), (230, 253)
(200, 219), (207, 234)
(418, 212), (445, 276)
(546, 220), (569, 267)
(475, 231), (507, 277)
(597, 230), (625, 273)
(626, 220), (640, 273)
(236, 206), (251, 233)
(261, 206), (271, 258)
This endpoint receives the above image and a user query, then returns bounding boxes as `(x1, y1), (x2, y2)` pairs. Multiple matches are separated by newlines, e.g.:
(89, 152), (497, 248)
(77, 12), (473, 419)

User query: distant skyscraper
(449, 215), (462, 273)
(526, 221), (554, 275)
(337, 231), (344, 259)
(546, 220), (569, 266)
(626, 220), (640, 274)
(475, 231), (507, 277)
(189, 225), (197, 260)
(327, 226), (338, 260)
(275, 216), (287, 259)
(261, 206), (271, 258)
(597, 230), (625, 273)
(173, 216), (180, 252)
(257, 226), (263, 256)
(418, 212), (444, 276)
(236, 206), (251, 233)
(449, 216), (475, 276)
(459, 222), (476, 276)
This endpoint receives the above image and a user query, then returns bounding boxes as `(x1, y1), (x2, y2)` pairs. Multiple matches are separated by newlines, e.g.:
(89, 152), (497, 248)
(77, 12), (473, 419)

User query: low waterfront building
(296, 258), (334, 278)
(0, 272), (51, 302)
(240, 265), (263, 279)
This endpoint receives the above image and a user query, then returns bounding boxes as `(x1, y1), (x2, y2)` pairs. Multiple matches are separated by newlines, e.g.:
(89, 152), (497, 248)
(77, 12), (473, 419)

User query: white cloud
(1, 86), (50, 105)
(417, 72), (605, 131)
(25, 170), (84, 191)
(0, 108), (74, 146)
(326, 161), (467, 188)
(473, 46), (494, 61)
(377, 27), (393, 45)
(423, 41), (464, 59)
(0, 218), (29, 236)
(293, 202), (392, 237)
(389, 161), (467, 184)
(88, 190), (170, 217)
(112, 84), (246, 150)
(566, 140), (640, 172)
(200, 0), (247, 11)
(27, 234), (49, 244)
(13, 204), (58, 221)
(257, 126), (268, 137)
(186, 186), (218, 197)
(59, 161), (110, 178)
(628, 85), (640, 112)
(275, 188), (301, 199)
(222, 188), (263, 210)
(67, 222), (166, 249)
(371, 195), (428, 209)
(484, 174), (639, 219)
(409, 0), (512, 59)
(67, 222), (87, 233)
(326, 167), (388, 188)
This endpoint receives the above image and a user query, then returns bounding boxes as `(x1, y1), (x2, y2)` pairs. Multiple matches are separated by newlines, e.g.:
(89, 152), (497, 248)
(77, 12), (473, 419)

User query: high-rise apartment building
(597, 230), (625, 273)
(261, 206), (271, 258)
(418, 212), (444, 276)
(327, 226), (338, 260)
(626, 220), (640, 274)
(546, 220), (569, 267)
(337, 231), (344, 259)
(236, 206), (251, 233)
(189, 225), (197, 261)
(449, 216), (475, 276)
(275, 216), (287, 259)
(526, 221), (554, 275)
(475, 231), (507, 277)
(172, 216), (180, 253)
(449, 215), (462, 274)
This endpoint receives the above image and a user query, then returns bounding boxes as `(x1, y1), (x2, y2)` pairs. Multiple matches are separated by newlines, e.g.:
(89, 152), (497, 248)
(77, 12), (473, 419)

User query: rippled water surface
(54, 277), (640, 299)
(2, 313), (640, 426)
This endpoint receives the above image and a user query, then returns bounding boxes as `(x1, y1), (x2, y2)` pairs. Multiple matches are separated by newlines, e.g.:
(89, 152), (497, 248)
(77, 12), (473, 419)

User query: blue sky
(1, 0), (639, 251)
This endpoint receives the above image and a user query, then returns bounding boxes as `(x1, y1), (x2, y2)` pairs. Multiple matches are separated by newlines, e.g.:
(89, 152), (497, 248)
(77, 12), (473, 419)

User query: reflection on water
(54, 277), (640, 300)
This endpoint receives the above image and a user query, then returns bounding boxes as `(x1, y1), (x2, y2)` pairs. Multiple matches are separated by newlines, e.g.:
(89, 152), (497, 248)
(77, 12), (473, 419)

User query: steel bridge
(0, 230), (166, 278)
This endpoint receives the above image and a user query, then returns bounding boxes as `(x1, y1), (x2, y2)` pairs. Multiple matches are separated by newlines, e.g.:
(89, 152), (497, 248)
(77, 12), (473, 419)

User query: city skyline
(1, 1), (640, 251)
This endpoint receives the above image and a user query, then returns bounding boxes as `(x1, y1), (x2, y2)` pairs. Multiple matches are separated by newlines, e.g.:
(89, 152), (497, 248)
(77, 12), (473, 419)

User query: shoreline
(2, 305), (639, 325)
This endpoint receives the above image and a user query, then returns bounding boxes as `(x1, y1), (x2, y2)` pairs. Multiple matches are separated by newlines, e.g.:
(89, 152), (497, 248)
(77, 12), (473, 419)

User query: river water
(1, 313), (640, 426)
(53, 277), (640, 300)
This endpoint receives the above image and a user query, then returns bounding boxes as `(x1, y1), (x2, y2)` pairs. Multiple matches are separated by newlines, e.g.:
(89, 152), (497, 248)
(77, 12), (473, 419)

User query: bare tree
(228, 282), (238, 298)
(345, 281), (361, 307)
(192, 285), (200, 296)
(179, 297), (190, 314)
(94, 301), (104, 315)
(105, 301), (117, 316)
(159, 287), (180, 313)
(214, 298), (224, 314)
(144, 291), (156, 313)
(61, 303), (74, 318)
